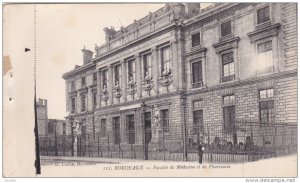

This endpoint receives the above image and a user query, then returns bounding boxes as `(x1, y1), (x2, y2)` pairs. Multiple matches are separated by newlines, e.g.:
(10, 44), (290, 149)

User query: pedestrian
(197, 142), (204, 164)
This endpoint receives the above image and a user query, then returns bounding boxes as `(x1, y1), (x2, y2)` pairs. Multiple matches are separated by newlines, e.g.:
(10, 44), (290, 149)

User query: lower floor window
(259, 100), (274, 124)
(113, 117), (120, 144)
(126, 114), (135, 144)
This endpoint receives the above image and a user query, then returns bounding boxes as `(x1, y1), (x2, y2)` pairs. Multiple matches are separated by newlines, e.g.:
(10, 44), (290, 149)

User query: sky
(4, 3), (211, 120)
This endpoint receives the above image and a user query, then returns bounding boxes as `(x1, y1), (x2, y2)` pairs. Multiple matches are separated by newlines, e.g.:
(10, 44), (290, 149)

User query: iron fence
(39, 121), (297, 163)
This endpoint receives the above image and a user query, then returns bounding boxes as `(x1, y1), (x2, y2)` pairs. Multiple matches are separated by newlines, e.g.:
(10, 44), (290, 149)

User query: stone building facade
(62, 3), (297, 152)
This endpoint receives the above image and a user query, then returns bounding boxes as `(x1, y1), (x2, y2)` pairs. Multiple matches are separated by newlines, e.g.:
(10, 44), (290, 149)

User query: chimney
(185, 3), (200, 15)
(38, 98), (43, 106)
(44, 99), (48, 108)
(81, 46), (93, 64)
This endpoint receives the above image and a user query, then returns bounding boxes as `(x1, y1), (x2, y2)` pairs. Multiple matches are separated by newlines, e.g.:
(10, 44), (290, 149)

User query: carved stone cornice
(127, 83), (137, 95)
(68, 90), (77, 96)
(159, 75), (173, 87)
(113, 87), (122, 98)
(212, 36), (240, 53)
(78, 87), (88, 94)
(93, 24), (184, 63)
(186, 46), (207, 59)
(101, 91), (109, 101)
(141, 80), (154, 91)
(247, 23), (281, 43)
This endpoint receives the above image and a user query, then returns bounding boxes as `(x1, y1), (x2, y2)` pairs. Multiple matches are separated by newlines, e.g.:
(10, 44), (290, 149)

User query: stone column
(77, 89), (81, 114)
(135, 54), (142, 99)
(177, 33), (184, 90)
(97, 68), (101, 107)
(108, 64), (113, 105)
(202, 54), (207, 86)
(151, 47), (159, 94)
(171, 39), (179, 90)
(234, 48), (240, 80)
(121, 59), (127, 102)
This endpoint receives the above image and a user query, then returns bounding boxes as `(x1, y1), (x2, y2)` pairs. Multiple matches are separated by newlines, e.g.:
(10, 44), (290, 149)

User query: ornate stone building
(62, 3), (297, 154)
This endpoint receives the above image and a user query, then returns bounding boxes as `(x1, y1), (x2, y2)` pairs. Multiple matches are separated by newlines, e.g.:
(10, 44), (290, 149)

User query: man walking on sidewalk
(197, 141), (204, 164)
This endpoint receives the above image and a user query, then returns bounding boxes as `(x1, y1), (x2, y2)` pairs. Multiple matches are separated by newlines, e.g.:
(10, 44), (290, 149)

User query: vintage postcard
(2, 2), (298, 179)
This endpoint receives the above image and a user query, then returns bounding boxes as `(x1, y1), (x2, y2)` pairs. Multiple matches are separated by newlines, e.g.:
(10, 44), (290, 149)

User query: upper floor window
(70, 81), (75, 91)
(257, 40), (273, 74)
(101, 69), (108, 89)
(222, 52), (235, 82)
(93, 91), (97, 108)
(161, 46), (171, 74)
(257, 6), (270, 25)
(93, 72), (97, 82)
(71, 97), (76, 113)
(191, 32), (200, 47)
(221, 20), (232, 37)
(142, 53), (152, 79)
(191, 61), (203, 88)
(81, 95), (86, 112)
(81, 77), (86, 87)
(114, 64), (121, 87)
(127, 59), (136, 83)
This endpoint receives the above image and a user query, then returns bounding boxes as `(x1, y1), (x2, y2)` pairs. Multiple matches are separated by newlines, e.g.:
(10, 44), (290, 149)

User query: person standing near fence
(197, 142), (204, 164)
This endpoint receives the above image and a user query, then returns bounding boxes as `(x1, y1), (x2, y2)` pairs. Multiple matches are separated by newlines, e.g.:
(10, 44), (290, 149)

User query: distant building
(36, 98), (71, 136)
(48, 119), (71, 136)
(36, 98), (48, 136)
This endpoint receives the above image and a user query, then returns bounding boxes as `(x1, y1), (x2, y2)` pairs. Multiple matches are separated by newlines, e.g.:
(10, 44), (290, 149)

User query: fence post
(97, 134), (100, 157)
(163, 126), (165, 161)
(182, 124), (186, 161)
(107, 134), (110, 158)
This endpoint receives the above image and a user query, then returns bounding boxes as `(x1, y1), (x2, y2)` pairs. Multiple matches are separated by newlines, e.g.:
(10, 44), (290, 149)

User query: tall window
(93, 91), (97, 108)
(93, 72), (97, 84)
(101, 69), (108, 88)
(126, 114), (135, 144)
(81, 120), (86, 140)
(113, 117), (121, 144)
(71, 97), (76, 113)
(161, 46), (171, 74)
(63, 123), (66, 135)
(127, 59), (136, 82)
(144, 112), (152, 144)
(193, 110), (203, 135)
(81, 95), (86, 112)
(222, 52), (235, 82)
(259, 89), (274, 124)
(192, 32), (200, 47)
(223, 95), (235, 130)
(100, 119), (106, 137)
(257, 40), (273, 74)
(257, 6), (270, 25)
(81, 77), (86, 87)
(221, 20), (232, 37)
(191, 61), (203, 88)
(143, 53), (152, 79)
(161, 109), (169, 132)
(114, 64), (121, 86)
(70, 81), (75, 91)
